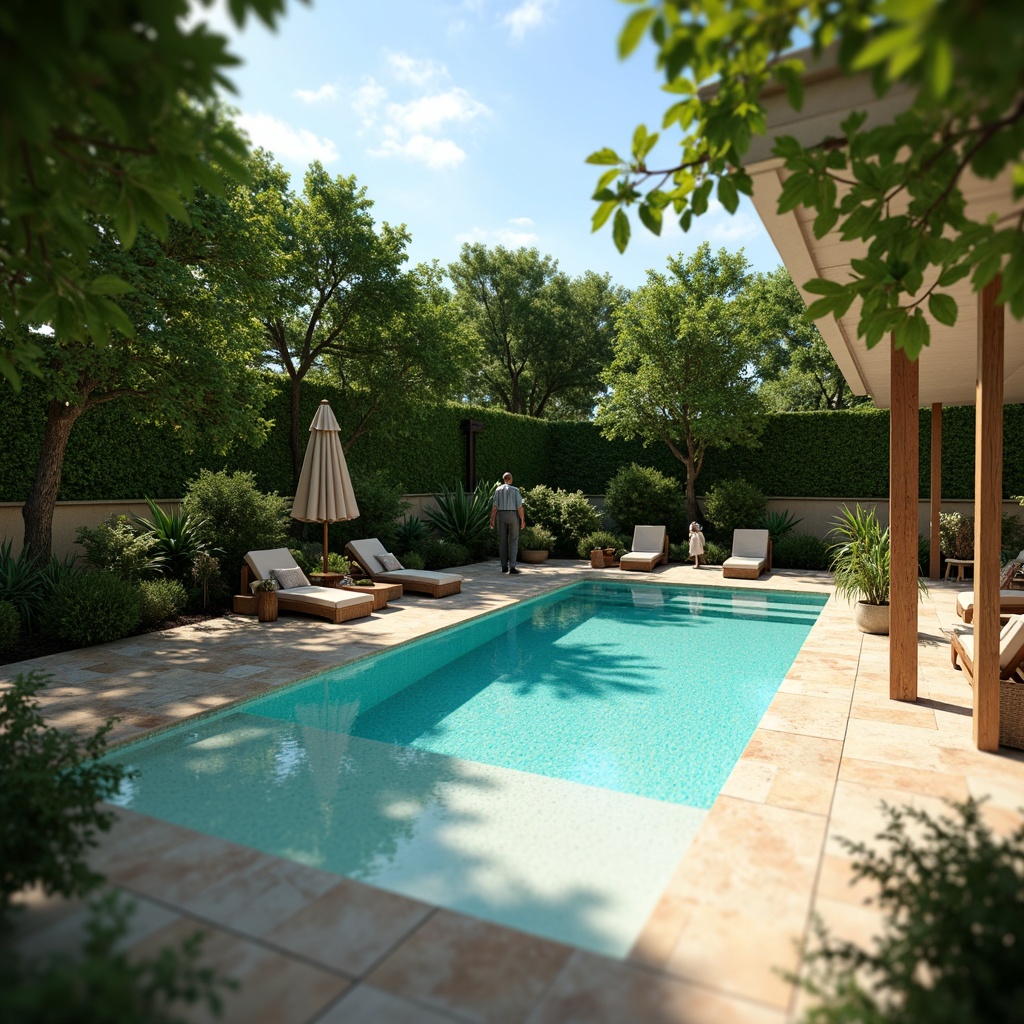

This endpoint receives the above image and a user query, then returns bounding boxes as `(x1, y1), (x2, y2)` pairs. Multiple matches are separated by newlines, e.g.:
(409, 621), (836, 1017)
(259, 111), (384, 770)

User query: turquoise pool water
(108, 581), (826, 955)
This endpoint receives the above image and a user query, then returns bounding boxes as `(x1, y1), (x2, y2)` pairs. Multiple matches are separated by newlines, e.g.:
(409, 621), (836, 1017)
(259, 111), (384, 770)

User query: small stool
(944, 558), (973, 582)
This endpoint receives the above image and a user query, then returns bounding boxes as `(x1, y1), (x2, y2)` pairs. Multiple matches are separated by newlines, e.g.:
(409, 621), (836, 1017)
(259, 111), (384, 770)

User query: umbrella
(291, 399), (360, 574)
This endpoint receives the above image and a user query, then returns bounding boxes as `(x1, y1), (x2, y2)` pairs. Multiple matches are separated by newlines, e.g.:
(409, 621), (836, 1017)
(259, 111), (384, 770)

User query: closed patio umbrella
(291, 400), (359, 574)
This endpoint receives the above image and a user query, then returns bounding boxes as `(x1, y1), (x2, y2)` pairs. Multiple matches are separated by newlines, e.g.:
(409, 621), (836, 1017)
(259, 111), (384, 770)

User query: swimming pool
(107, 581), (826, 955)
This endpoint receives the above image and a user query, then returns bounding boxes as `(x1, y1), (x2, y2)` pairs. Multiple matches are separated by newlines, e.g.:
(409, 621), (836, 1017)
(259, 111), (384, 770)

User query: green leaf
(612, 208), (631, 253)
(592, 200), (617, 232)
(586, 148), (624, 166)
(927, 292), (958, 327)
(927, 38), (954, 98)
(717, 175), (739, 214)
(619, 6), (656, 59)
(638, 202), (663, 236)
(852, 26), (919, 74)
(86, 274), (134, 297)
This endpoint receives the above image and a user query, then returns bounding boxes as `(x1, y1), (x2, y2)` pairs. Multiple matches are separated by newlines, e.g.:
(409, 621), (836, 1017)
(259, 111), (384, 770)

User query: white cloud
(386, 52), (448, 87)
(387, 88), (490, 134)
(353, 63), (490, 171)
(372, 134), (467, 170)
(502, 0), (555, 40)
(236, 112), (339, 164)
(455, 219), (541, 247)
(293, 83), (338, 104)
(352, 78), (388, 124)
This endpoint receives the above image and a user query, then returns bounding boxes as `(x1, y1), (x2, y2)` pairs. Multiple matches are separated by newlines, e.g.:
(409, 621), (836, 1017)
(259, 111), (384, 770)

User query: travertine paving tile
(317, 984), (462, 1023)
(529, 951), (787, 1024)
(264, 879), (433, 976)
(759, 691), (851, 741)
(367, 910), (571, 1024)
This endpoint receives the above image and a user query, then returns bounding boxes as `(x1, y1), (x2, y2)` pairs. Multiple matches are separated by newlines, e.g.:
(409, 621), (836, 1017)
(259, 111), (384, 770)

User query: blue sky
(203, 0), (784, 291)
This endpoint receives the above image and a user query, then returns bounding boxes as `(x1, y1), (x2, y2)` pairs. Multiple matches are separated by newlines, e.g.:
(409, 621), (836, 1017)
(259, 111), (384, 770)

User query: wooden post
(890, 337), (919, 702)
(974, 276), (1004, 751)
(930, 403), (942, 580)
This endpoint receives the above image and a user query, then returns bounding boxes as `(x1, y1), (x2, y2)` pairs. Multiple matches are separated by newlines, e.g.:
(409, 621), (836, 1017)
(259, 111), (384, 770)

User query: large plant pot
(854, 601), (889, 635)
(256, 591), (279, 623)
(520, 549), (549, 564)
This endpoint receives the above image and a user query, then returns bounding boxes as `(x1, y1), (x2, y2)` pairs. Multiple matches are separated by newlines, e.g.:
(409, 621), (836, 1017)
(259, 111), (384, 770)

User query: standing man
(490, 471), (526, 574)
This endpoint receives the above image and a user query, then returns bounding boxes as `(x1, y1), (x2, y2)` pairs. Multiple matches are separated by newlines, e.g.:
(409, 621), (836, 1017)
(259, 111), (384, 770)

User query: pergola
(740, 49), (1024, 750)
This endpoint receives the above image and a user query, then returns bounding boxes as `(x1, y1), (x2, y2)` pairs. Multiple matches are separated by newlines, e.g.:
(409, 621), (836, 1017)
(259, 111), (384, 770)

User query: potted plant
(829, 505), (927, 634)
(519, 525), (555, 564)
(253, 577), (278, 622)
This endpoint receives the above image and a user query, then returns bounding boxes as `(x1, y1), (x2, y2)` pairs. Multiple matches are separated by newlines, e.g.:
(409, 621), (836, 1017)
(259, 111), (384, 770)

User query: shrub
(668, 542), (688, 563)
(1001, 511), (1024, 561)
(0, 600), (19, 653)
(577, 530), (625, 560)
(419, 539), (471, 570)
(702, 541), (730, 565)
(75, 516), (157, 583)
(772, 533), (830, 571)
(0, 540), (79, 634)
(522, 485), (562, 535)
(138, 579), (188, 628)
(190, 552), (221, 610)
(0, 672), (127, 910)
(519, 525), (556, 551)
(400, 550), (426, 570)
(289, 543), (325, 576)
(328, 471), (410, 552)
(181, 469), (290, 589)
(604, 464), (686, 538)
(797, 799), (1024, 1024)
(939, 510), (974, 559)
(558, 490), (602, 545)
(704, 478), (767, 538)
(394, 515), (431, 553)
(42, 572), (142, 647)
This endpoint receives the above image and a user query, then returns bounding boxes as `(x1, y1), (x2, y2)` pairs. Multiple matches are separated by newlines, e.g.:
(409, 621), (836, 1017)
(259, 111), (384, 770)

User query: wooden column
(930, 403), (942, 580)
(973, 276), (1004, 751)
(890, 338), (919, 702)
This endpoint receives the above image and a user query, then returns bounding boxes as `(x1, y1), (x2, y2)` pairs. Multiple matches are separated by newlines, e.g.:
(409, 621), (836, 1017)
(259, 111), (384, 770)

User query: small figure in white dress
(688, 521), (705, 568)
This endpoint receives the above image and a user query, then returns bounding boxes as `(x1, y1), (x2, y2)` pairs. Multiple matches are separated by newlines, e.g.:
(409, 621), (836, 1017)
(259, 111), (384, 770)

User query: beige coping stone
(759, 691), (852, 741)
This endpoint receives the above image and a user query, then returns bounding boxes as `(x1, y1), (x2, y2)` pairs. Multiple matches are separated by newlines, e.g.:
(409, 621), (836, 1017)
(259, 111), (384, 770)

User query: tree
(17, 184), (272, 558)
(596, 245), (763, 523)
(0, 0), (302, 388)
(239, 152), (429, 483)
(744, 267), (870, 411)
(589, 0), (1024, 361)
(450, 244), (621, 419)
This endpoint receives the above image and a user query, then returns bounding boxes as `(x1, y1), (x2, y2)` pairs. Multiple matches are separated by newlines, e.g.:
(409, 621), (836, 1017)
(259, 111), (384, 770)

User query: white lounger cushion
(731, 529), (770, 559)
(246, 547), (303, 581)
(347, 538), (463, 584)
(722, 555), (766, 571)
(244, 548), (373, 612)
(958, 590), (1024, 615)
(630, 526), (666, 553)
(955, 614), (1024, 672)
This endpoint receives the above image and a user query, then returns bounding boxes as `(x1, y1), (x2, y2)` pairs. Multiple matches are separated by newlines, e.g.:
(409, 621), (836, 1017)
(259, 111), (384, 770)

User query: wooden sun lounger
(950, 615), (1024, 686)
(345, 539), (463, 598)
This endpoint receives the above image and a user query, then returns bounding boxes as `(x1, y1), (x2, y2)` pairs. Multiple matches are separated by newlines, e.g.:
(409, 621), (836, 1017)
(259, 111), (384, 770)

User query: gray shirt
(493, 483), (523, 512)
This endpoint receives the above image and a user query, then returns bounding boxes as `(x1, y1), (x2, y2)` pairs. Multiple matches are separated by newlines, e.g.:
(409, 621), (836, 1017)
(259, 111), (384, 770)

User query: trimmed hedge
(2, 375), (1022, 503)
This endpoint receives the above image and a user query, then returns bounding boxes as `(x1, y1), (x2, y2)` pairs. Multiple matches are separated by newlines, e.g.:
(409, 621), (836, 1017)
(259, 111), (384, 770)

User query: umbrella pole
(323, 520), (329, 575)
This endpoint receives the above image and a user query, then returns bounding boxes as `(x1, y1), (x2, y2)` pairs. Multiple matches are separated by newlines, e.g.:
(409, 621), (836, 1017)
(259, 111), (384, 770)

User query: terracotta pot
(256, 590), (279, 623)
(519, 548), (549, 564)
(853, 600), (889, 635)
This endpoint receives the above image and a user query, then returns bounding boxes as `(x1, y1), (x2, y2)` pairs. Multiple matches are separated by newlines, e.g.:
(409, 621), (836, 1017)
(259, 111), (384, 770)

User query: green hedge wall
(1, 375), (1022, 503)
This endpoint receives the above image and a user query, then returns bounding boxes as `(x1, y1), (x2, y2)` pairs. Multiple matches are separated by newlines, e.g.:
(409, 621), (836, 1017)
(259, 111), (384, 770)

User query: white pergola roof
(741, 50), (1024, 409)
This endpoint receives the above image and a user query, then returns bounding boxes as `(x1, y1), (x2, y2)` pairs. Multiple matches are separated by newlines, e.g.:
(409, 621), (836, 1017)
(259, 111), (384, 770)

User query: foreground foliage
(594, 0), (1024, 360)
(800, 799), (1024, 1023)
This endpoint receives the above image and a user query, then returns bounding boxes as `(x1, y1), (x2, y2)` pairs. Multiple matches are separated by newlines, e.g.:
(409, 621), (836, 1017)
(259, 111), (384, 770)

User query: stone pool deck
(5, 561), (1023, 1023)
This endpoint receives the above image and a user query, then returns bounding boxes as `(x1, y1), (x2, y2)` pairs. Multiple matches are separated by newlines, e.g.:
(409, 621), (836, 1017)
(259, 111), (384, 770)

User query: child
(688, 521), (705, 568)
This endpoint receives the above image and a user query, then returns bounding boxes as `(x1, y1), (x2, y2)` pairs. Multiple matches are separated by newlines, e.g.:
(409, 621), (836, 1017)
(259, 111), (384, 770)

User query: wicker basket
(1000, 677), (1024, 749)
(256, 590), (278, 623)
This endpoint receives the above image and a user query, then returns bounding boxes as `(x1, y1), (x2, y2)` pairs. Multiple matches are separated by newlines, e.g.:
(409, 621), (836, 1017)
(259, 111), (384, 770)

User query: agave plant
(759, 509), (803, 542)
(424, 482), (495, 551)
(0, 540), (78, 633)
(134, 498), (213, 581)
(393, 515), (431, 554)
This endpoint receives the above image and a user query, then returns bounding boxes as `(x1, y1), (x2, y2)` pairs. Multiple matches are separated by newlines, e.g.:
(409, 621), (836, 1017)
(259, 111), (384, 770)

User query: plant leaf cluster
(593, 0), (1024, 360)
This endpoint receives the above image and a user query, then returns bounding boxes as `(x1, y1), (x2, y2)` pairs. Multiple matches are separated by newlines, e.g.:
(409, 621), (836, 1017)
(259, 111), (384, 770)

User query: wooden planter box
(256, 591), (278, 622)
(232, 594), (258, 615)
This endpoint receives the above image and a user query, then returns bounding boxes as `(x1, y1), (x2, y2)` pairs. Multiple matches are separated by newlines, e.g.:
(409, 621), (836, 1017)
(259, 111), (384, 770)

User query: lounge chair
(722, 529), (772, 580)
(242, 548), (374, 624)
(955, 590), (1024, 623)
(619, 525), (669, 572)
(950, 614), (1024, 685)
(346, 538), (463, 598)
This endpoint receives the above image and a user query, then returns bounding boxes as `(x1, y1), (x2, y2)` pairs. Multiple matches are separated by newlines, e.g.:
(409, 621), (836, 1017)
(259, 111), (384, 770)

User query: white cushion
(731, 529), (769, 559)
(278, 587), (373, 611)
(271, 566), (309, 590)
(245, 547), (300, 582)
(377, 552), (404, 572)
(630, 526), (665, 553)
(723, 555), (766, 569)
(374, 569), (464, 585)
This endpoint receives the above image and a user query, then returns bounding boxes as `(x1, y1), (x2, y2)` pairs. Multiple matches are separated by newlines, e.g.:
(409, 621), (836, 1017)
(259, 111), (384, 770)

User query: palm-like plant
(425, 482), (495, 551)
(759, 509), (803, 542)
(134, 498), (213, 581)
(0, 540), (78, 633)
(829, 505), (927, 606)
